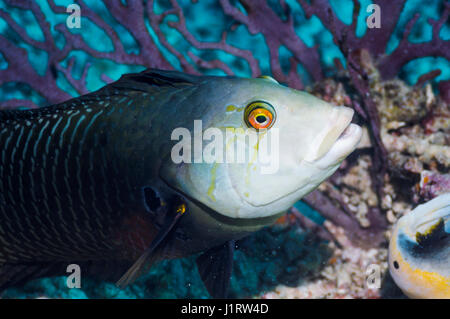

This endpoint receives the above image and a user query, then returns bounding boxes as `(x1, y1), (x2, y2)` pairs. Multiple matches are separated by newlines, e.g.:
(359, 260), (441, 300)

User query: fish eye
(244, 101), (276, 130)
(393, 261), (399, 269)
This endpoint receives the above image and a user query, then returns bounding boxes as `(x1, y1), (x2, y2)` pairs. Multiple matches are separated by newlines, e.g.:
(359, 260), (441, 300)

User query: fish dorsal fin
(111, 68), (204, 92)
(0, 69), (204, 123)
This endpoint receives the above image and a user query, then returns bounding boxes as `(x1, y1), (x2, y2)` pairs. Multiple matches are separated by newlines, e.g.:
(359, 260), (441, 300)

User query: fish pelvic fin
(115, 249), (156, 288)
(116, 200), (186, 288)
(196, 240), (235, 299)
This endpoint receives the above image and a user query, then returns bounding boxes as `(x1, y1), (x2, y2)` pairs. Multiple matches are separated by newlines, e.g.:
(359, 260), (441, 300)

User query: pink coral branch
(163, 0), (260, 76)
(0, 34), (71, 104)
(298, 0), (407, 60)
(378, 3), (450, 79)
(323, 4), (389, 201)
(289, 206), (337, 244)
(0, 1), (72, 104)
(187, 51), (234, 75)
(221, 0), (323, 86)
(56, 57), (91, 95)
(146, 1), (198, 73)
(303, 190), (386, 248)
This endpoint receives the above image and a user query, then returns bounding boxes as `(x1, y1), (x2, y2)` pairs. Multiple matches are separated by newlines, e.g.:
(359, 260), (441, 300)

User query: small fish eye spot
(393, 261), (399, 269)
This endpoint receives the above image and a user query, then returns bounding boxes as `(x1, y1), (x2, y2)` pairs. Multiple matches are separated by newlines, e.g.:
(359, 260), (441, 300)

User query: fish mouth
(314, 122), (362, 168)
(305, 107), (362, 168)
(339, 122), (359, 139)
(335, 122), (362, 147)
(304, 107), (353, 161)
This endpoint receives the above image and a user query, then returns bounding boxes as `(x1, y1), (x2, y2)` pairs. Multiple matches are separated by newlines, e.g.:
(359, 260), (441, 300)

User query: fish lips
(305, 107), (362, 169)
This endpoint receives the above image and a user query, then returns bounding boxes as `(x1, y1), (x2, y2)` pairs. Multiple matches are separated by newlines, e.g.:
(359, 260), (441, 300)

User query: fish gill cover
(0, 0), (448, 299)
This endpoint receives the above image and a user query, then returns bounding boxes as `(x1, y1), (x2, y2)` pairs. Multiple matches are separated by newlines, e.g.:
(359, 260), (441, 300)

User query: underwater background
(0, 0), (448, 298)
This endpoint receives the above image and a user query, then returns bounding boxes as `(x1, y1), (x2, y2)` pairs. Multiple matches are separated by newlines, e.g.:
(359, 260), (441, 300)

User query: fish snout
(304, 106), (361, 166)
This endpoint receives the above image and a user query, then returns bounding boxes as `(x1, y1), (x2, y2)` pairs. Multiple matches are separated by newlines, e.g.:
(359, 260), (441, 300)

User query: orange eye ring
(248, 108), (273, 129)
(244, 101), (276, 130)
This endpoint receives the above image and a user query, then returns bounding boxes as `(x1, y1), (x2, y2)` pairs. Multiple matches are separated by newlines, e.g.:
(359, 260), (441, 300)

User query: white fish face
(162, 77), (362, 219)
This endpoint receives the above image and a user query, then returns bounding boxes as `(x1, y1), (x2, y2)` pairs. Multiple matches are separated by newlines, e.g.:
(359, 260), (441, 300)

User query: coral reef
(0, 0), (449, 298)
(262, 221), (388, 299)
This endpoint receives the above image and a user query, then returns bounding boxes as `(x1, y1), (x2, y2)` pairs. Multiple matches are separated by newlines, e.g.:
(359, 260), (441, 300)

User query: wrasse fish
(0, 69), (362, 297)
(389, 193), (450, 298)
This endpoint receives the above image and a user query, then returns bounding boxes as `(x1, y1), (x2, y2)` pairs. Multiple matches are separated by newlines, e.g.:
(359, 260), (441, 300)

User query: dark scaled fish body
(0, 69), (362, 297)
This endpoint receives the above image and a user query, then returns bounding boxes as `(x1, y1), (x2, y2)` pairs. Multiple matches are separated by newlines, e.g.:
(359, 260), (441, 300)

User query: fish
(0, 69), (362, 297)
(389, 193), (450, 298)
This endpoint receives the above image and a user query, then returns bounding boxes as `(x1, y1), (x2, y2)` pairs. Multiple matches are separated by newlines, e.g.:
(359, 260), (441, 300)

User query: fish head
(161, 76), (362, 219)
(388, 193), (450, 298)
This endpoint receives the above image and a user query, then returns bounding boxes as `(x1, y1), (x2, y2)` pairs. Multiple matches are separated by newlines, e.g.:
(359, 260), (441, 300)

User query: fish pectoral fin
(116, 201), (186, 288)
(196, 240), (235, 299)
